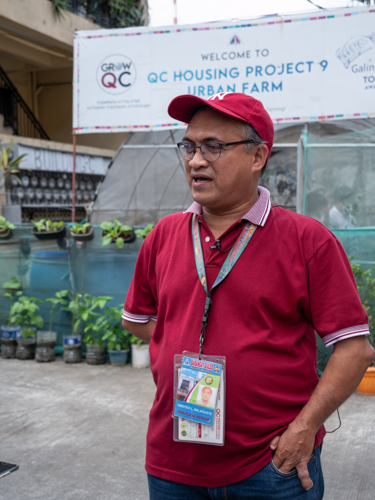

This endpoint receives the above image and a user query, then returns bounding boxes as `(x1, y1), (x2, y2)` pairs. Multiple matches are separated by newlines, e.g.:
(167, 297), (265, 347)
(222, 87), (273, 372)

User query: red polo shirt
(123, 187), (369, 487)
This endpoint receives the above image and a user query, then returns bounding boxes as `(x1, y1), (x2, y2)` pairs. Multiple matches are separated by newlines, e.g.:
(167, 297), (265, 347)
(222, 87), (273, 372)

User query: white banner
(73, 6), (375, 134)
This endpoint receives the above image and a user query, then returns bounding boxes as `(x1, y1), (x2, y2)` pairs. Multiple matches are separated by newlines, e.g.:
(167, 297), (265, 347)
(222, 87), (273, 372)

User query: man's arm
(122, 319), (155, 343)
(270, 335), (374, 490)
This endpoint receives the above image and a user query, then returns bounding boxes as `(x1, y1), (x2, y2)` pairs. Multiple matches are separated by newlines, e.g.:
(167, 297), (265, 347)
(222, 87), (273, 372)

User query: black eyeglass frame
(176, 140), (263, 162)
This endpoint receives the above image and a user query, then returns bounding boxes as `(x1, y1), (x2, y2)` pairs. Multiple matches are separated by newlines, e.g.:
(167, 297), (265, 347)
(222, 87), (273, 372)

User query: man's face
(201, 387), (212, 404)
(183, 107), (265, 212)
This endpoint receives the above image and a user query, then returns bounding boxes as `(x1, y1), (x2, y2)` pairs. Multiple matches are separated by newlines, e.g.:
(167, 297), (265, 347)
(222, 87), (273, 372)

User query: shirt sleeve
(123, 237), (157, 323)
(307, 236), (369, 347)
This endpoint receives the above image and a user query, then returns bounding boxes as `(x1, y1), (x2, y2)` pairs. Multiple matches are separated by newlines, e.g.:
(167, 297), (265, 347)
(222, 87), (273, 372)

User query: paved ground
(1, 356), (374, 499)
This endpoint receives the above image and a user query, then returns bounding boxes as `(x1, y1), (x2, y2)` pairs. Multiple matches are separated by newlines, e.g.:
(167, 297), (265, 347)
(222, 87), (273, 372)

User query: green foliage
(51, 0), (144, 28)
(51, 0), (69, 20)
(46, 290), (70, 332)
(101, 306), (130, 350)
(0, 216), (15, 232)
(351, 261), (375, 350)
(129, 334), (147, 345)
(100, 219), (133, 249)
(135, 224), (154, 240)
(9, 293), (44, 337)
(31, 219), (64, 232)
(67, 293), (113, 345)
(2, 277), (21, 290)
(0, 140), (25, 190)
(71, 222), (92, 234)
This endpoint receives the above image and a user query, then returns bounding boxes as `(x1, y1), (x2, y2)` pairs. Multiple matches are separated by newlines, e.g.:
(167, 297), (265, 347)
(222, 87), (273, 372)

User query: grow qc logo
(97, 54), (136, 95)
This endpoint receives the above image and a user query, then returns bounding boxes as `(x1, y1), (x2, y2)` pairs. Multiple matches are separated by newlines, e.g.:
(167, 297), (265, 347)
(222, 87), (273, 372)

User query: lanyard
(192, 214), (257, 358)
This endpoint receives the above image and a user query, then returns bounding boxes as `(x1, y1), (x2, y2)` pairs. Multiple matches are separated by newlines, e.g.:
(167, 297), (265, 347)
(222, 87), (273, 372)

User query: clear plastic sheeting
(90, 130), (193, 226)
(303, 127), (375, 229)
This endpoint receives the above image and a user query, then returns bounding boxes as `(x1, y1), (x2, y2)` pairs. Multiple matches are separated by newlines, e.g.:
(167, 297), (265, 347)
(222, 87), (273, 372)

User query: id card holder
(172, 351), (226, 446)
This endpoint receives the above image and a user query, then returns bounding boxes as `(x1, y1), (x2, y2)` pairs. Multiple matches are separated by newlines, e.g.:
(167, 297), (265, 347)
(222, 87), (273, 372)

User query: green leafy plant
(51, 0), (69, 20)
(100, 220), (133, 249)
(71, 222), (92, 234)
(9, 293), (44, 338)
(0, 216), (15, 234)
(46, 290), (70, 332)
(68, 293), (113, 345)
(31, 219), (64, 232)
(3, 279), (22, 326)
(351, 261), (375, 362)
(101, 306), (130, 350)
(135, 224), (154, 240)
(129, 334), (147, 345)
(3, 277), (21, 290)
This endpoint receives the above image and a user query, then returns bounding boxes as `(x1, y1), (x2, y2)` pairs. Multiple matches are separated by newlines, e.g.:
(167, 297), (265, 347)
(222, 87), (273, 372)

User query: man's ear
(252, 144), (269, 173)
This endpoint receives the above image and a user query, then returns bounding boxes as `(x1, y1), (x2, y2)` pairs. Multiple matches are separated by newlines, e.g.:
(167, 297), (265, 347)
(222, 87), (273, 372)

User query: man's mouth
(191, 175), (212, 186)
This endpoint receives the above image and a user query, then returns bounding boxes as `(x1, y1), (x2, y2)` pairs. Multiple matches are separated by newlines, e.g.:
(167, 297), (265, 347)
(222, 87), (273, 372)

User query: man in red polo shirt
(122, 92), (374, 500)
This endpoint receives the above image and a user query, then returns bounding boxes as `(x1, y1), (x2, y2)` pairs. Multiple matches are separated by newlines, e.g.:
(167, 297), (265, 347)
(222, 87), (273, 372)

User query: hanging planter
(31, 219), (66, 240)
(100, 220), (136, 248)
(70, 222), (94, 242)
(63, 335), (82, 363)
(0, 216), (15, 240)
(356, 367), (375, 395)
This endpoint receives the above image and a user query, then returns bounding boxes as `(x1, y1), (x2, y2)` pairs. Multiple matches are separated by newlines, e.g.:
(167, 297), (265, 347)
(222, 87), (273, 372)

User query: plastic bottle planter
(35, 331), (57, 362)
(131, 344), (150, 368)
(1, 326), (21, 359)
(63, 336), (82, 363)
(16, 328), (37, 360)
(86, 344), (106, 365)
(108, 349), (129, 367)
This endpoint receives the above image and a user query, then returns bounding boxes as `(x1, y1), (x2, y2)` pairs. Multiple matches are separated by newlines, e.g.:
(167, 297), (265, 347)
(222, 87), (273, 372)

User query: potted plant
(129, 335), (150, 368)
(351, 262), (375, 395)
(9, 293), (44, 360)
(101, 306), (130, 366)
(68, 293), (113, 365)
(36, 290), (70, 362)
(31, 219), (66, 240)
(100, 220), (136, 248)
(0, 215), (15, 240)
(70, 222), (94, 242)
(135, 224), (154, 240)
(1, 277), (22, 358)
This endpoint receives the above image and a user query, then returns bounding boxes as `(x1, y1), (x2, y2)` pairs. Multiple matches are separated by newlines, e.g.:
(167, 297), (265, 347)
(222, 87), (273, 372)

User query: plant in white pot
(129, 335), (150, 368)
(9, 293), (44, 360)
(1, 277), (22, 358)
(36, 290), (70, 362)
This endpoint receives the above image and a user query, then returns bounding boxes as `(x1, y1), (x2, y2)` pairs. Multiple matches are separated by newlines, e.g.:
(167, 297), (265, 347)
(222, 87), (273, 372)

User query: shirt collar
(184, 186), (271, 227)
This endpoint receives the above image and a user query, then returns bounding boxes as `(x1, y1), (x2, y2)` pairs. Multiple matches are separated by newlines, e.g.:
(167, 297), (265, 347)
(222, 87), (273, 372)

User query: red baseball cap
(168, 92), (274, 159)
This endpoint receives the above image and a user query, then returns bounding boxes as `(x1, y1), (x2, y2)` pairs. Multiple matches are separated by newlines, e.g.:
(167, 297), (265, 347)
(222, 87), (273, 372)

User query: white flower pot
(131, 343), (150, 368)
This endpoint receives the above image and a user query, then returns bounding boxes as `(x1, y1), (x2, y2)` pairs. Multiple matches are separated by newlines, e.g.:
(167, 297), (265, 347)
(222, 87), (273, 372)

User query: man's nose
(188, 146), (208, 169)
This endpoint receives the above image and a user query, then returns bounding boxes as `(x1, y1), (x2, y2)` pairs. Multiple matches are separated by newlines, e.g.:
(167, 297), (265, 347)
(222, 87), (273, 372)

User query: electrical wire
(305, 0), (325, 9)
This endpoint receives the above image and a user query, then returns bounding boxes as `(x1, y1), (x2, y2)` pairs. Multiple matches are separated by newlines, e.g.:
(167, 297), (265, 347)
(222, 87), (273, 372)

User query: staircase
(0, 65), (50, 140)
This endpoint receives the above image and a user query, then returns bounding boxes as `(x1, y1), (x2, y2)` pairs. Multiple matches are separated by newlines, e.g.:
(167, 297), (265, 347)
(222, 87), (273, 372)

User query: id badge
(172, 351), (226, 446)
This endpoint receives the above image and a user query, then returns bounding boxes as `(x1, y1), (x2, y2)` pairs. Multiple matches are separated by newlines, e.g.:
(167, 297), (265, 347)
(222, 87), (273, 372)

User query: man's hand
(270, 422), (316, 491)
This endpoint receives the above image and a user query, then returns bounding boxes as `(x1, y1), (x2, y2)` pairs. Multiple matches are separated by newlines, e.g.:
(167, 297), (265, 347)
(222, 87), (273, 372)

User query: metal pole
(296, 136), (303, 214)
(72, 134), (76, 223)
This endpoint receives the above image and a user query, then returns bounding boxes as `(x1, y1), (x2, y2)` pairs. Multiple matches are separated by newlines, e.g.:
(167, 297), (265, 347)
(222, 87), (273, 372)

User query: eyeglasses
(177, 140), (257, 162)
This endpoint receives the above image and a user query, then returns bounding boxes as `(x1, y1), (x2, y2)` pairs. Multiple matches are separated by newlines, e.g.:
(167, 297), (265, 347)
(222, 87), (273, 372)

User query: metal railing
(0, 65), (50, 140)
